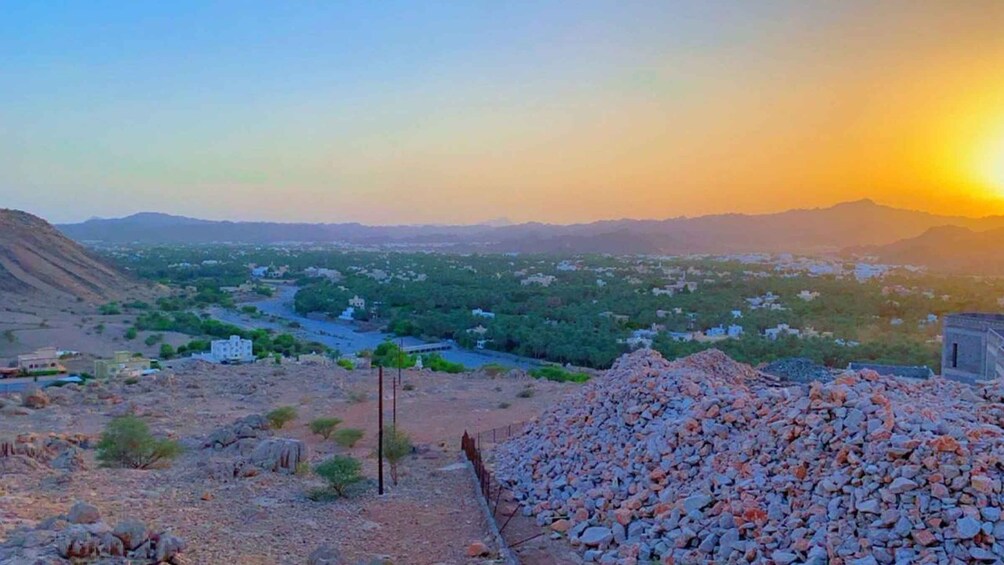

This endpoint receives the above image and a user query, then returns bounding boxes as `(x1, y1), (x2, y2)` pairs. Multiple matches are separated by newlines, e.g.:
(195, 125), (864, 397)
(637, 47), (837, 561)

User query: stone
(307, 544), (345, 565)
(888, 477), (918, 494)
(580, 527), (614, 547)
(67, 501), (100, 524)
(466, 541), (490, 557)
(22, 387), (50, 409)
(956, 516), (981, 540)
(112, 519), (149, 550)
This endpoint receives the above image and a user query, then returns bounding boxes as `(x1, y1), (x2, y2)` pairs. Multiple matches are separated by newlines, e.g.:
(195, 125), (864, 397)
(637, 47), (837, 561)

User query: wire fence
(461, 421), (544, 553)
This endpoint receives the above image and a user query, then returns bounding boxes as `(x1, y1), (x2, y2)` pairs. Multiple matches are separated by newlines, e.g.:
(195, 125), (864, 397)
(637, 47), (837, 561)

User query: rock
(466, 541), (490, 557)
(580, 527), (613, 547)
(305, 541), (345, 565)
(67, 501), (101, 524)
(22, 387), (50, 409)
(956, 516), (981, 540)
(248, 438), (308, 474)
(888, 477), (918, 494)
(113, 519), (149, 550)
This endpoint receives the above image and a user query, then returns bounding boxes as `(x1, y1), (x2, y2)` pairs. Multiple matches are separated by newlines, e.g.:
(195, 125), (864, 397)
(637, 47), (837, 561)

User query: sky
(3, 1), (1004, 225)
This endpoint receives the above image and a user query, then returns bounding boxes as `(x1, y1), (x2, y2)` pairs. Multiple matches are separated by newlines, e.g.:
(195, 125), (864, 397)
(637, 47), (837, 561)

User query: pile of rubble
(763, 357), (834, 384)
(0, 433), (90, 473)
(497, 349), (1004, 564)
(0, 501), (185, 563)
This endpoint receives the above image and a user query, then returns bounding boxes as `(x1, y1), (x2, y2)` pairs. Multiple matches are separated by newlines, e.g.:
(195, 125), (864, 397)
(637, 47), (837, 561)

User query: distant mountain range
(0, 209), (134, 302)
(857, 225), (1004, 275)
(57, 200), (1004, 256)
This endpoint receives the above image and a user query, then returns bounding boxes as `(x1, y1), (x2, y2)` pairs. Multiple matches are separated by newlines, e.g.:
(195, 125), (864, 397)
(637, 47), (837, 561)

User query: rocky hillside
(498, 349), (1004, 563)
(856, 225), (1004, 275)
(0, 209), (132, 302)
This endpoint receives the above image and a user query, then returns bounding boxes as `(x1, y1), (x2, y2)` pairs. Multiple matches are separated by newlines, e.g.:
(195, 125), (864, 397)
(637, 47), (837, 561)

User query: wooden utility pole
(378, 366), (384, 495)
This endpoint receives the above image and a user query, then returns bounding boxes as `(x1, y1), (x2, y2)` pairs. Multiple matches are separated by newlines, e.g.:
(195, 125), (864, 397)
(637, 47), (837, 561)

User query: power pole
(377, 365), (384, 495)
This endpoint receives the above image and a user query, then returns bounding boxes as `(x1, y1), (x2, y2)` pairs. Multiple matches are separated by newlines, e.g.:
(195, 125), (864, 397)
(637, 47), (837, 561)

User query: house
(521, 274), (556, 287)
(304, 267), (342, 281)
(731, 310), (743, 319)
(727, 325), (744, 338)
(250, 266), (268, 278)
(797, 290), (820, 302)
(349, 295), (366, 309)
(466, 325), (488, 335)
(705, 326), (726, 338)
(206, 335), (255, 363)
(471, 308), (496, 319)
(17, 347), (65, 375)
(764, 324), (800, 341)
(95, 351), (152, 379)
(668, 332), (694, 342)
(942, 313), (1004, 383)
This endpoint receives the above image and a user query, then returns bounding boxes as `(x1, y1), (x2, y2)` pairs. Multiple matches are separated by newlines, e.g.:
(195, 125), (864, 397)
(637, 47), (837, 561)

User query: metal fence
(461, 421), (543, 554)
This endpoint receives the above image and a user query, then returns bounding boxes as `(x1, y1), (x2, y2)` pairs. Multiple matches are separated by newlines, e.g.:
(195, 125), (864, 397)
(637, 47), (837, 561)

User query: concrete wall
(942, 314), (1004, 384)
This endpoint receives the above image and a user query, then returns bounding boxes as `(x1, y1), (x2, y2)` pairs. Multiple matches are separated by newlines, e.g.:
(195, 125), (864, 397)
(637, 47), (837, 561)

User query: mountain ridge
(56, 200), (1004, 254)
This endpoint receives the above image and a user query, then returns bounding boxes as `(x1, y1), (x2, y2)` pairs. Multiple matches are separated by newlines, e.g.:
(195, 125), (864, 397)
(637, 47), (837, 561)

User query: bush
(336, 358), (354, 370)
(144, 333), (163, 347)
(498, 401), (511, 409)
(124, 327), (138, 340)
(346, 388), (368, 404)
(309, 417), (342, 440)
(266, 406), (298, 429)
(422, 353), (465, 374)
(159, 343), (175, 359)
(402, 382), (415, 391)
(333, 428), (364, 448)
(313, 456), (363, 497)
(124, 377), (139, 385)
(379, 426), (412, 486)
(516, 387), (535, 398)
(530, 366), (590, 383)
(96, 416), (182, 469)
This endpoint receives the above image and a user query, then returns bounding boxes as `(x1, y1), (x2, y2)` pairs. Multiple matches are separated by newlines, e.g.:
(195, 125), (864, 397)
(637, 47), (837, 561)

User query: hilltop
(0, 209), (134, 303)
(57, 200), (1004, 254)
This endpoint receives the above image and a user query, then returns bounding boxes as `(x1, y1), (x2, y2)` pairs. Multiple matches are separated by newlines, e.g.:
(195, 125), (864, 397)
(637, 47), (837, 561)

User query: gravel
(497, 348), (1004, 564)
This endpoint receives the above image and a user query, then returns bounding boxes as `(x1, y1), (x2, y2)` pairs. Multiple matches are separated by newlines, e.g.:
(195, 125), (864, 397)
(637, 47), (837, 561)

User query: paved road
(212, 285), (541, 369)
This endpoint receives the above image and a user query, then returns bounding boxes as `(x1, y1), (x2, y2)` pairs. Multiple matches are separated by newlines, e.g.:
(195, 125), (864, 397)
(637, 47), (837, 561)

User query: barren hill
(0, 209), (132, 303)
(854, 225), (1004, 275)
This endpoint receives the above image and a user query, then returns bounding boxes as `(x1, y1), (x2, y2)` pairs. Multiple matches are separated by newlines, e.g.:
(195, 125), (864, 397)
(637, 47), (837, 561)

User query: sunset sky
(3, 1), (1004, 225)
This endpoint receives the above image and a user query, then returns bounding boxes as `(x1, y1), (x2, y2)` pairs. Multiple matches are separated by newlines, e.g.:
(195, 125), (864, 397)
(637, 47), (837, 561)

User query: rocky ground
(1, 360), (568, 563)
(498, 349), (1004, 564)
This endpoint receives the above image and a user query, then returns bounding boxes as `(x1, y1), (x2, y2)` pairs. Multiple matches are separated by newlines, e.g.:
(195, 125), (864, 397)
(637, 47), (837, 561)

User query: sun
(976, 128), (1004, 196)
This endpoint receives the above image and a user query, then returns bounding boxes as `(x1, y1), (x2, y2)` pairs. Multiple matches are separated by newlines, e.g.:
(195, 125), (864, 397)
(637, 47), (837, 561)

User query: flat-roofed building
(95, 351), (151, 379)
(17, 347), (65, 374)
(942, 313), (1004, 384)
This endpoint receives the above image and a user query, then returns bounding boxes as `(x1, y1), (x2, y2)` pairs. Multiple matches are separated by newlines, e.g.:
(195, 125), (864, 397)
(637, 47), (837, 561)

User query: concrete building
(942, 313), (1004, 383)
(95, 351), (152, 379)
(209, 335), (255, 363)
(17, 347), (65, 374)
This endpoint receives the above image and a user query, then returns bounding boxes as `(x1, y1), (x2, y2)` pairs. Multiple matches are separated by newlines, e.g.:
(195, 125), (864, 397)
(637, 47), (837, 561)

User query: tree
(309, 417), (342, 440)
(96, 416), (182, 469)
(266, 406), (298, 429)
(314, 456), (363, 497)
(379, 426), (412, 486)
(159, 343), (175, 359)
(333, 428), (364, 448)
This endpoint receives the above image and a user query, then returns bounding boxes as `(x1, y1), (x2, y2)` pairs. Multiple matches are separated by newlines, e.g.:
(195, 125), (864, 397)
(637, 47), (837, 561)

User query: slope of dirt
(0, 209), (133, 303)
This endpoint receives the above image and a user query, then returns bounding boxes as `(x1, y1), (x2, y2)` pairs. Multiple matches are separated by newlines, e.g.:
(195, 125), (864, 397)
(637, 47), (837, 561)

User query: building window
(952, 343), (959, 368)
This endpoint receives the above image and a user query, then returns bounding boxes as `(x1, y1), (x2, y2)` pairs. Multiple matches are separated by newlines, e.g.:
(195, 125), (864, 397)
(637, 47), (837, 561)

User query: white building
(471, 308), (496, 319)
(349, 295), (366, 309)
(198, 335), (254, 363)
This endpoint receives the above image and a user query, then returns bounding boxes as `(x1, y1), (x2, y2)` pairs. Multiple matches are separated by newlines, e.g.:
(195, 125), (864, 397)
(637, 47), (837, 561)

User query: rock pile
(497, 349), (1004, 564)
(763, 357), (834, 384)
(202, 414), (307, 478)
(0, 501), (185, 563)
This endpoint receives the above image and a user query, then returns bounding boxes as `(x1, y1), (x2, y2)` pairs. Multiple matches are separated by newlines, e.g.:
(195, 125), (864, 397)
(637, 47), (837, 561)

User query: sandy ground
(0, 292), (190, 365)
(1, 360), (572, 563)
